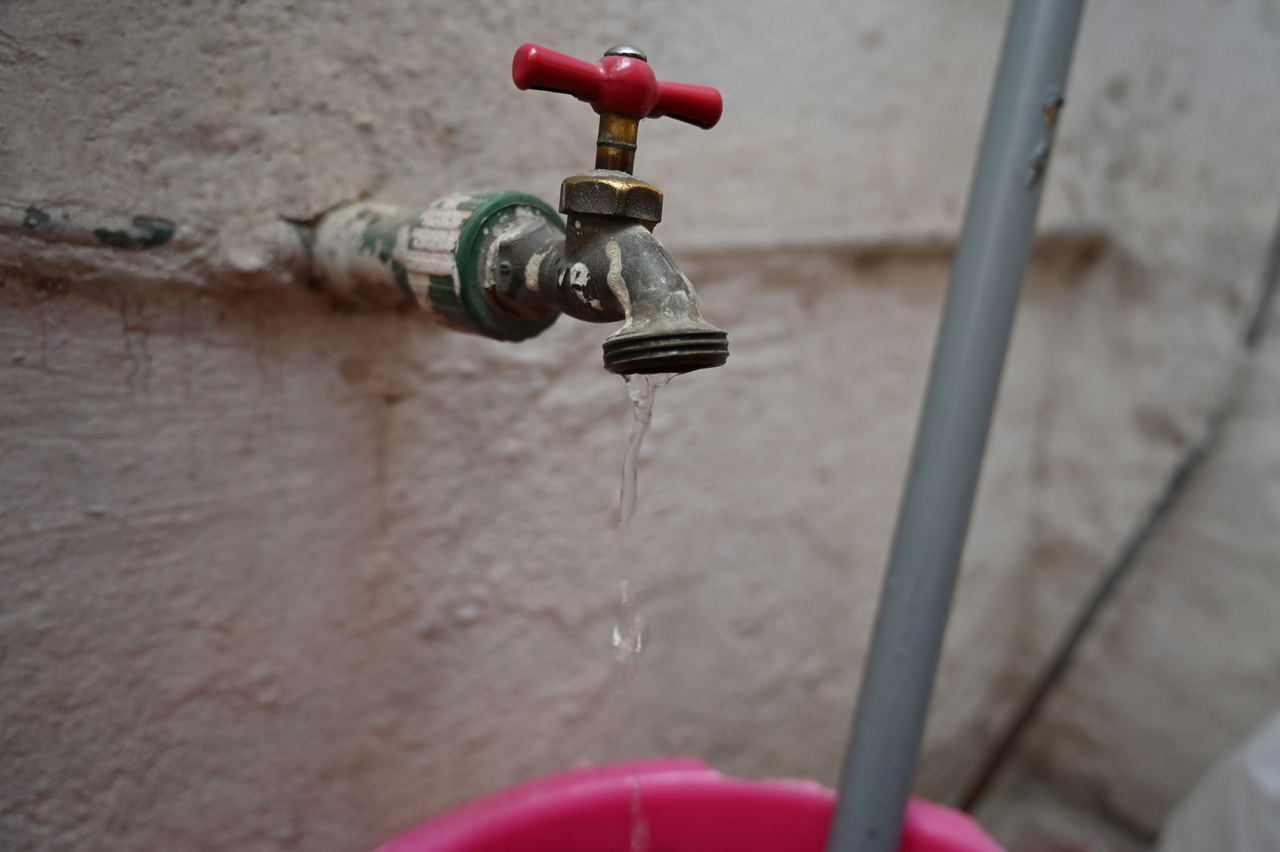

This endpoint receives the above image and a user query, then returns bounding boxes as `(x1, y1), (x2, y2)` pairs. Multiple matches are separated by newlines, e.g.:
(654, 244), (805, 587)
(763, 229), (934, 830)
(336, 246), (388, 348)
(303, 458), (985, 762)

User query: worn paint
(1041, 90), (1064, 126)
(567, 262), (591, 303)
(93, 217), (175, 250)
(353, 208), (415, 300)
(311, 203), (415, 307)
(407, 204), (472, 303)
(524, 245), (553, 293)
(1027, 139), (1052, 188)
(483, 211), (551, 297)
(4, 207), (175, 250)
(604, 240), (632, 327)
(22, 206), (50, 229)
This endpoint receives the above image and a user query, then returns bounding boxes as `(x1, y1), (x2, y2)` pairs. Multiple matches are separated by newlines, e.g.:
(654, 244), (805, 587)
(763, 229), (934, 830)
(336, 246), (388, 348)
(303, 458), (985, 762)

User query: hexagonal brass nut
(560, 171), (664, 223)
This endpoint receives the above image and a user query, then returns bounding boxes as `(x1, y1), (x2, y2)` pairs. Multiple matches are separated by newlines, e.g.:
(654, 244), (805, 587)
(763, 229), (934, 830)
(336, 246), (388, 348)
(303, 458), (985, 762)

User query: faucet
(310, 44), (728, 375)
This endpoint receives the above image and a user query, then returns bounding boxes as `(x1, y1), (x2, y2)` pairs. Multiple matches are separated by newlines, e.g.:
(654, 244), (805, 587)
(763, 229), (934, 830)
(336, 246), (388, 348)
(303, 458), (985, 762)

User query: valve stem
(596, 113), (640, 174)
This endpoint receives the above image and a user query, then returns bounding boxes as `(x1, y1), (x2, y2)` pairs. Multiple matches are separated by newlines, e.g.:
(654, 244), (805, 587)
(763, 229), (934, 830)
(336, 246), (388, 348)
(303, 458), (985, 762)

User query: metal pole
(825, 2), (1085, 850)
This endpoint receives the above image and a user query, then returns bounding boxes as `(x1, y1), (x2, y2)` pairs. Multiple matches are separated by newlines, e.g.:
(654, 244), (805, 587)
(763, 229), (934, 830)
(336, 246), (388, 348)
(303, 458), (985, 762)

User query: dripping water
(618, 373), (673, 530)
(629, 776), (650, 852)
(611, 372), (674, 684)
(612, 577), (649, 688)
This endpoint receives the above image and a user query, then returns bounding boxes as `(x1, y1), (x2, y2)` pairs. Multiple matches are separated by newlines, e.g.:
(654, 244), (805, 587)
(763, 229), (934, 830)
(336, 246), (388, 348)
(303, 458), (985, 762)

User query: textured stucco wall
(1018, 297), (1280, 835)
(3, 0), (1280, 849)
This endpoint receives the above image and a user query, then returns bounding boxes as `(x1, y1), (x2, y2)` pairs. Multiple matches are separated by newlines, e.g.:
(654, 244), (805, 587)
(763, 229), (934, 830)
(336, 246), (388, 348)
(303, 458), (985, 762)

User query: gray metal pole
(825, 2), (1085, 850)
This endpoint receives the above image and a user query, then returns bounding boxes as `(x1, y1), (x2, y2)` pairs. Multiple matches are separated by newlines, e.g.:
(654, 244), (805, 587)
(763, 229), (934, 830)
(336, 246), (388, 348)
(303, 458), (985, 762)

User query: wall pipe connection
(825, 2), (1085, 851)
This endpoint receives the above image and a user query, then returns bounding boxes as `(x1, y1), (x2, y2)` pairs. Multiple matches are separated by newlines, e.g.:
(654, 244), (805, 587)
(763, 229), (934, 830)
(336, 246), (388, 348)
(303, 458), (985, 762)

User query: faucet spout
(570, 215), (728, 375)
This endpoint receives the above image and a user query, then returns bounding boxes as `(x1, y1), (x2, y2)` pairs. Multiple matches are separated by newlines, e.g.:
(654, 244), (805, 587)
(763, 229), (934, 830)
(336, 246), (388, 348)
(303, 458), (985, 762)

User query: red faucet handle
(512, 43), (723, 129)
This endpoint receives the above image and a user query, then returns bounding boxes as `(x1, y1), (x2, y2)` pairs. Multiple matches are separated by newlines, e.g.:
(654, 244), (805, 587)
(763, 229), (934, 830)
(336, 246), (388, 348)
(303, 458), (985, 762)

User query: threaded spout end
(602, 329), (728, 375)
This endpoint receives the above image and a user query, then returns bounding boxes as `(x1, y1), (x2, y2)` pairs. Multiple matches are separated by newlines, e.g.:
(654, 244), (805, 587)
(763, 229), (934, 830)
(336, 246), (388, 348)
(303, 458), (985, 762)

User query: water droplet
(612, 580), (649, 679)
(611, 373), (674, 683)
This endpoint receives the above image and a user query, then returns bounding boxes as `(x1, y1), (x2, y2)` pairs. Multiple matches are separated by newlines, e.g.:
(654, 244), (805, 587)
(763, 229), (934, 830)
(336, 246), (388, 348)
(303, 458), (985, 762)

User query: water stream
(607, 374), (675, 852)
(629, 776), (650, 852)
(618, 373), (674, 530)
(611, 372), (674, 685)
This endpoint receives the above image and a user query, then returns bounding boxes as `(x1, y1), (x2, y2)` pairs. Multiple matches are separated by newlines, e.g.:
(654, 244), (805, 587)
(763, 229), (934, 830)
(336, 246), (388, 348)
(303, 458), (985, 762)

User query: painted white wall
(2, 0), (1279, 849)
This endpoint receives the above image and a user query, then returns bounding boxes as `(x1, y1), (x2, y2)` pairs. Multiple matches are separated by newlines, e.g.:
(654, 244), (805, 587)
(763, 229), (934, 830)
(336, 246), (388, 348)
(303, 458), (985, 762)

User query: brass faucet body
(479, 169), (727, 374)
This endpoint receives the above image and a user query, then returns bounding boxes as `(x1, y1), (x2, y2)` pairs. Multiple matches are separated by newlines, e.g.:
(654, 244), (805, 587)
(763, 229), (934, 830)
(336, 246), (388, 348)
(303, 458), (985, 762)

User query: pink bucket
(373, 758), (1003, 852)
